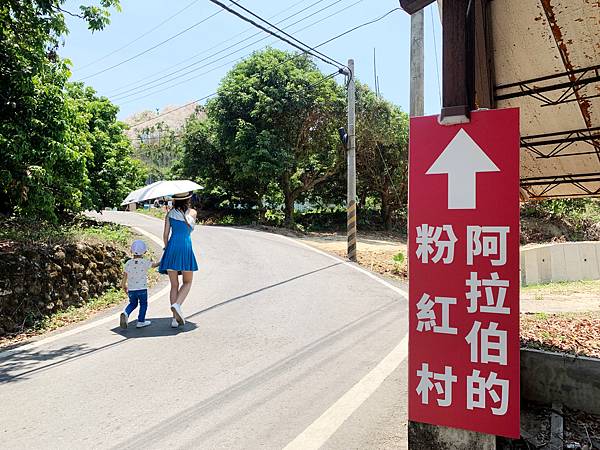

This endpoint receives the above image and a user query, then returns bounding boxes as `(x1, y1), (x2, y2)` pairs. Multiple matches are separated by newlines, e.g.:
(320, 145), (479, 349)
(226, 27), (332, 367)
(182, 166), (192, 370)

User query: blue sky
(60, 0), (442, 120)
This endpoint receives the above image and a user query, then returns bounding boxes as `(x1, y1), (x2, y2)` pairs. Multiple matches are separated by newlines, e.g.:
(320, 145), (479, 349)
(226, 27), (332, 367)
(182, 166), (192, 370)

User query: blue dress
(159, 209), (198, 274)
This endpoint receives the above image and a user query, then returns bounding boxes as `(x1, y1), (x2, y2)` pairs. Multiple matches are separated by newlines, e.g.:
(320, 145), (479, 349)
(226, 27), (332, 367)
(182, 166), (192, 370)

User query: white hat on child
(131, 240), (147, 255)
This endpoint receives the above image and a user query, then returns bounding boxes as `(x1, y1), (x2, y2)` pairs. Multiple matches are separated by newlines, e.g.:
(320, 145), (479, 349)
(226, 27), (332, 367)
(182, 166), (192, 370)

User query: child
(120, 240), (159, 329)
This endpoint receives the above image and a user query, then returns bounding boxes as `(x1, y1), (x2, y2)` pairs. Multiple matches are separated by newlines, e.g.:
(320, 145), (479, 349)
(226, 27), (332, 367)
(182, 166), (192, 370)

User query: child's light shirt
(124, 258), (153, 290)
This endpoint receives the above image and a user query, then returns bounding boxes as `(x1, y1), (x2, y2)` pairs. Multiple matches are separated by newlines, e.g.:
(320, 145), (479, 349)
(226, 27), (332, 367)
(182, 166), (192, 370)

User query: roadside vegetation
(1, 0), (143, 222)
(1, 1), (599, 351)
(0, 216), (131, 248)
(521, 311), (600, 358)
(0, 216), (160, 347)
(522, 279), (600, 299)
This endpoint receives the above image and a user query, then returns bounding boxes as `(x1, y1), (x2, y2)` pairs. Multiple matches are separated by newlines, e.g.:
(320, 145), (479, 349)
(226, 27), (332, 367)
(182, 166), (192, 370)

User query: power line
(77, 5), (227, 81)
(116, 0), (365, 106)
(76, 0), (202, 72)
(128, 94), (216, 130)
(208, 0), (343, 70)
(225, 0), (345, 68)
(126, 6), (399, 127)
(117, 57), (243, 106)
(105, 0), (321, 97)
(129, 68), (343, 135)
(110, 0), (347, 101)
(316, 7), (400, 49)
(430, 5), (442, 104)
(376, 143), (404, 207)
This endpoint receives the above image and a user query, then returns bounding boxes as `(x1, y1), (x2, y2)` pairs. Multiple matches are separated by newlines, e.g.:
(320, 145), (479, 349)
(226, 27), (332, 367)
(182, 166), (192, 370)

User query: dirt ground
(298, 231), (408, 279)
(298, 231), (600, 313)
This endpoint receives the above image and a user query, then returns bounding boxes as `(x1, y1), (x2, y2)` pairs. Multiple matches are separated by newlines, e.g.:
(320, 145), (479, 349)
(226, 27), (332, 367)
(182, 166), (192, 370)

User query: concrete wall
(521, 348), (600, 415)
(520, 241), (600, 286)
(407, 421), (496, 450)
(408, 350), (600, 448)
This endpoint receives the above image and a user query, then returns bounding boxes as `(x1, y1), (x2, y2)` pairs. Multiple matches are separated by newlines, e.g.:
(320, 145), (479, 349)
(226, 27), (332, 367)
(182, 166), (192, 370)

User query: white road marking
(272, 232), (409, 449)
(132, 225), (164, 247)
(284, 336), (409, 450)
(3, 213), (410, 446)
(273, 233), (409, 298)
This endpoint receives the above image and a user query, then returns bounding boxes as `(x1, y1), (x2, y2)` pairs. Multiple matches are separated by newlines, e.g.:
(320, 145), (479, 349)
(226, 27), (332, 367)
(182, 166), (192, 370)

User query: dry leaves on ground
(521, 312), (600, 358)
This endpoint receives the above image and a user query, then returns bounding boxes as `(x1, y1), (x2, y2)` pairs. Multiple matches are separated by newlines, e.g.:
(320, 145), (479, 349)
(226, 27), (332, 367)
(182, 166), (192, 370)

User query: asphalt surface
(0, 211), (409, 449)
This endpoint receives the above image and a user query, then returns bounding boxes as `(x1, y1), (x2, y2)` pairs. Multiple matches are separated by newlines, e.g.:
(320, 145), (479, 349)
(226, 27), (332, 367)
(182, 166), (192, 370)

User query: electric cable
(126, 6), (400, 127)
(76, 0), (202, 71)
(105, 0), (322, 96)
(430, 5), (442, 104)
(129, 68), (343, 131)
(207, 0), (343, 70)
(78, 4), (227, 81)
(225, 0), (345, 67)
(110, 0), (346, 101)
(113, 0), (365, 103)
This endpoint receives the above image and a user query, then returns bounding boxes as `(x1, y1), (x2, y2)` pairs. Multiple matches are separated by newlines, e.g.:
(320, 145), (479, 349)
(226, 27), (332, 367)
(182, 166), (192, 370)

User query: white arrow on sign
(426, 128), (499, 209)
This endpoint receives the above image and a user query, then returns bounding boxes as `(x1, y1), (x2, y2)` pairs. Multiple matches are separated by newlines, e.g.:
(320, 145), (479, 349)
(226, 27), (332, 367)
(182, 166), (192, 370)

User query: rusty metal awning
(400, 0), (600, 200)
(492, 1), (600, 199)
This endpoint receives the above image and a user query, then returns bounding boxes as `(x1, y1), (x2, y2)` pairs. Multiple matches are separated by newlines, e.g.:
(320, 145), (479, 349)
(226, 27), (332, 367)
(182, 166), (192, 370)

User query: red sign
(408, 108), (520, 438)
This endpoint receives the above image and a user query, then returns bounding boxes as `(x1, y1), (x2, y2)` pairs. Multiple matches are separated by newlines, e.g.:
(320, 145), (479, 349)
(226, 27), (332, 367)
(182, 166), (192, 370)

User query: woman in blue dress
(159, 191), (198, 327)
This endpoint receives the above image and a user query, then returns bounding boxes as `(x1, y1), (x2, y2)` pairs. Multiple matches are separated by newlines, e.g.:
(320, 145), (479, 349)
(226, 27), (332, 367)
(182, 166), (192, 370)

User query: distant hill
(122, 102), (206, 141)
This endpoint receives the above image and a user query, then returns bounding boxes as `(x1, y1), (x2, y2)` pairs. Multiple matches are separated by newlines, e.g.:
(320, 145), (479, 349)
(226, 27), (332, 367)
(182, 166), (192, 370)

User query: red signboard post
(408, 108), (520, 438)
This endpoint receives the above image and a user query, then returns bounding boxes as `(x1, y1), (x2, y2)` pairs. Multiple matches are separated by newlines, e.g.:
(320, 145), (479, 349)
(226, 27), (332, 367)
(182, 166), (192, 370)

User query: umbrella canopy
(120, 181), (161, 205)
(121, 180), (203, 205)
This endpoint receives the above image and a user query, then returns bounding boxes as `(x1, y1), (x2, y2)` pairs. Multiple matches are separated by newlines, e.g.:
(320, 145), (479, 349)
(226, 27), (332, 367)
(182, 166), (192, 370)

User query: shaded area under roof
(400, 0), (600, 199)
(491, 0), (600, 199)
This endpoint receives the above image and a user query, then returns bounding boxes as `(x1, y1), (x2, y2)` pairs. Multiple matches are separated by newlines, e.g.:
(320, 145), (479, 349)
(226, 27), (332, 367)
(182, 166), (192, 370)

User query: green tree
(207, 48), (346, 224)
(135, 122), (182, 182)
(355, 83), (409, 230)
(0, 0), (121, 220)
(67, 83), (146, 210)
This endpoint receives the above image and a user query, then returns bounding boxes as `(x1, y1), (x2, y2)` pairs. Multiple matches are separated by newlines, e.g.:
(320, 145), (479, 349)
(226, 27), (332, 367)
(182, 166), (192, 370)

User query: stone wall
(0, 241), (125, 337)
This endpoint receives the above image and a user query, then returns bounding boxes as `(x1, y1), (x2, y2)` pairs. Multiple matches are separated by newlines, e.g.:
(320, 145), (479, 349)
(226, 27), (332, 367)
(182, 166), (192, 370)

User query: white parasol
(121, 180), (203, 205)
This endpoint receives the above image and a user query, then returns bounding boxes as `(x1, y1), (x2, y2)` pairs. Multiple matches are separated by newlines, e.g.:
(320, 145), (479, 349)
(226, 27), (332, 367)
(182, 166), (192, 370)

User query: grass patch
(75, 223), (132, 248)
(0, 216), (132, 250)
(522, 279), (600, 296)
(136, 208), (166, 220)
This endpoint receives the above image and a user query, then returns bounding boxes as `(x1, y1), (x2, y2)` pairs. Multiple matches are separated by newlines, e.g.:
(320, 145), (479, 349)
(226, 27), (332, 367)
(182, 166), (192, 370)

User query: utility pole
(347, 58), (357, 262)
(410, 9), (424, 117)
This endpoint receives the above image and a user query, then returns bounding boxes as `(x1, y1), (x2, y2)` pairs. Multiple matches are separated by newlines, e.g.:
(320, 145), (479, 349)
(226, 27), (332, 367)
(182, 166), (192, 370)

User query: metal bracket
(495, 64), (600, 105)
(520, 126), (600, 161)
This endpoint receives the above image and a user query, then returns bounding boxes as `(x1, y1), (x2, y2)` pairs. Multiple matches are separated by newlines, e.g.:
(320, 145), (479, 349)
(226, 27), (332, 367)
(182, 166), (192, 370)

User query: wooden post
(439, 0), (471, 124)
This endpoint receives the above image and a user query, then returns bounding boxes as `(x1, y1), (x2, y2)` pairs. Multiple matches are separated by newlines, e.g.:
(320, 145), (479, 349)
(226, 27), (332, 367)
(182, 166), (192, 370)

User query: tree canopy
(0, 0), (143, 221)
(176, 48), (410, 228)
(193, 48), (346, 222)
(355, 83), (409, 229)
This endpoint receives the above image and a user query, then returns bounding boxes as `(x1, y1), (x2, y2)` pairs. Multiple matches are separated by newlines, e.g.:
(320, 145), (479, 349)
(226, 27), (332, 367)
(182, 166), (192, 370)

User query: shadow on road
(0, 263), (340, 385)
(111, 298), (405, 449)
(110, 318), (198, 338)
(0, 340), (123, 384)
(186, 262), (342, 321)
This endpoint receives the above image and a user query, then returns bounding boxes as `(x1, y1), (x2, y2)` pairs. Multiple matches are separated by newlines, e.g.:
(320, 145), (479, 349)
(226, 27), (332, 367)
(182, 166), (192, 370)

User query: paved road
(0, 212), (409, 449)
